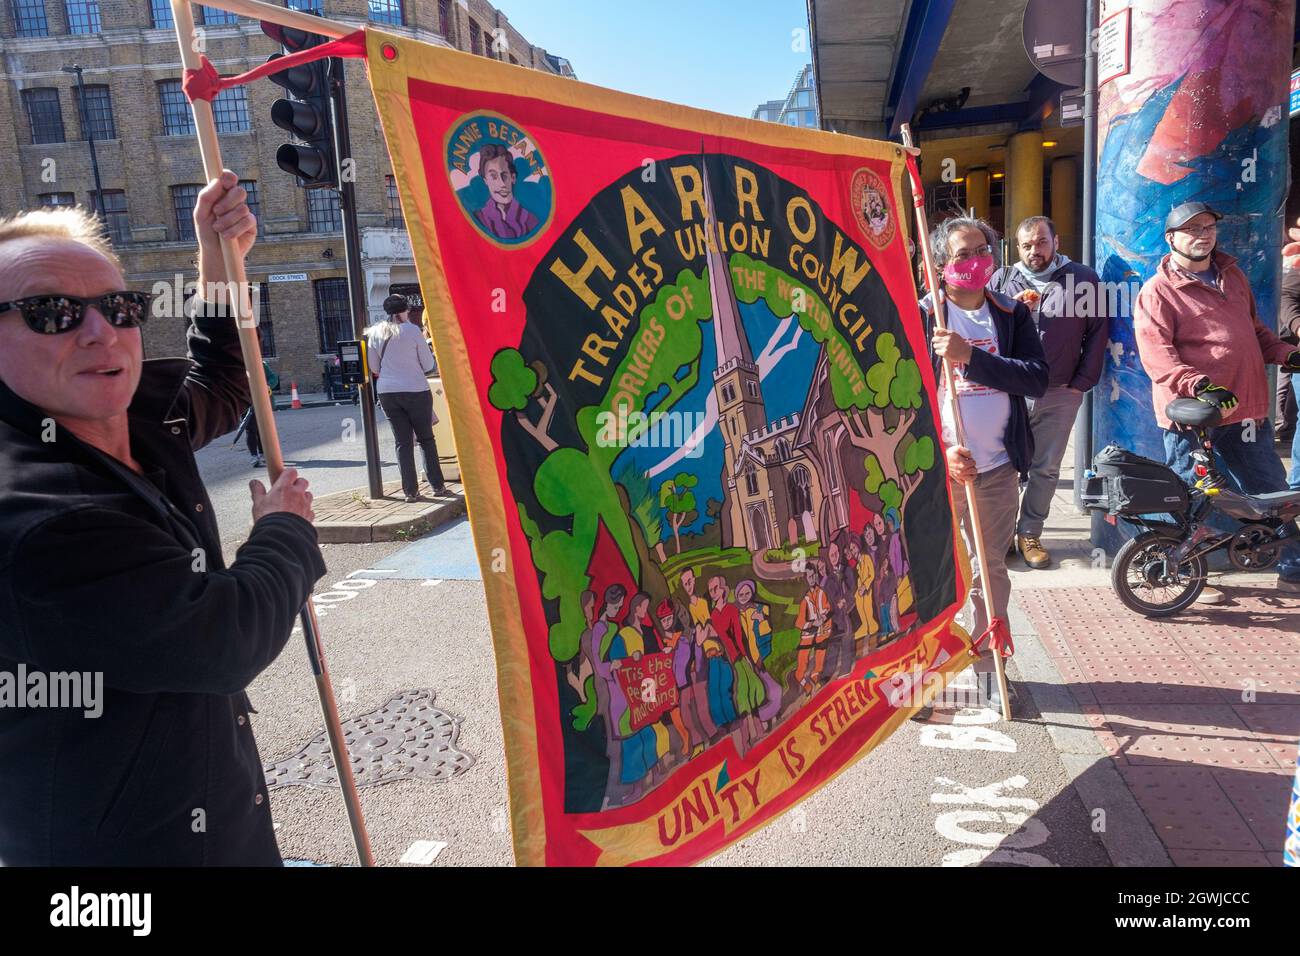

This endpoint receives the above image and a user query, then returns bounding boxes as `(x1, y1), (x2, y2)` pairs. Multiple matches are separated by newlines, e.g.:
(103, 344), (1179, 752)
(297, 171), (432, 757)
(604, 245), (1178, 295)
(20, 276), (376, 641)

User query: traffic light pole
(328, 58), (386, 500)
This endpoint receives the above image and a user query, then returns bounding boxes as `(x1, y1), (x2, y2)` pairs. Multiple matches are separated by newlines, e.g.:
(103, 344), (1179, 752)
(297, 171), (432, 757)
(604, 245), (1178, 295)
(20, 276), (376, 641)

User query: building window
(149, 0), (172, 27)
(285, 0), (321, 10)
(158, 80), (195, 136)
(12, 0), (49, 36)
(200, 5), (238, 24)
(63, 0), (100, 33)
(39, 192), (75, 208)
(744, 464), (759, 498)
(721, 382), (735, 404)
(212, 86), (250, 132)
(74, 84), (115, 141)
(90, 190), (130, 244)
(368, 0), (402, 25)
(306, 189), (341, 232)
(171, 183), (203, 242)
(385, 175), (404, 228)
(22, 88), (64, 144)
(314, 277), (351, 352)
(240, 179), (263, 236)
(469, 20), (482, 55)
(438, 0), (454, 43)
(746, 379), (758, 398)
(256, 282), (276, 357)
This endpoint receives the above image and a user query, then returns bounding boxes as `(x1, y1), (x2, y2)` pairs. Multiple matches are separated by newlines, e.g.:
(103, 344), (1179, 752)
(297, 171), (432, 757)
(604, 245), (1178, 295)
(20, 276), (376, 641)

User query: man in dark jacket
(918, 216), (1048, 713)
(990, 216), (1108, 569)
(0, 172), (326, 865)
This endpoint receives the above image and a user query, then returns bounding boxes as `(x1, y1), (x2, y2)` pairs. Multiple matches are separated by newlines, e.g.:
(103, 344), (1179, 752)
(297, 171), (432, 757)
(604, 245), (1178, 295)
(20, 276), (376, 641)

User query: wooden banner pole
(170, 0), (376, 864)
(900, 124), (1012, 721)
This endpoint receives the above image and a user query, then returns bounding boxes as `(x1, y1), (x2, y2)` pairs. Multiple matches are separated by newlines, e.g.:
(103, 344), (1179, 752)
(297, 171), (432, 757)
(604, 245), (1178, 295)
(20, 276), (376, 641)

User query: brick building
(0, 0), (573, 394)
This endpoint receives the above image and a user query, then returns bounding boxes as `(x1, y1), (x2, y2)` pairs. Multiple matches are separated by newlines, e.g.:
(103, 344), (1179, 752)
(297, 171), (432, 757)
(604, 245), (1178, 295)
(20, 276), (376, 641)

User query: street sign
(268, 272), (308, 282)
(1097, 8), (1131, 86)
(1059, 88), (1085, 127)
(1022, 0), (1085, 88)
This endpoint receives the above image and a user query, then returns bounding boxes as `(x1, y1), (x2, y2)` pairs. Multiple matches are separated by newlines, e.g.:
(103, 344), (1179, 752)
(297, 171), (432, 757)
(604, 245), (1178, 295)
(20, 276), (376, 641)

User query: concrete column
(1092, 0), (1294, 548)
(965, 167), (991, 220)
(1004, 130), (1043, 243)
(1050, 156), (1079, 260)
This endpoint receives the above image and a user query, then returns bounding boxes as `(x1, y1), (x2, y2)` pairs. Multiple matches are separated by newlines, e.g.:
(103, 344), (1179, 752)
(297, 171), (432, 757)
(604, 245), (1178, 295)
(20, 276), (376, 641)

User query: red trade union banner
(364, 29), (974, 865)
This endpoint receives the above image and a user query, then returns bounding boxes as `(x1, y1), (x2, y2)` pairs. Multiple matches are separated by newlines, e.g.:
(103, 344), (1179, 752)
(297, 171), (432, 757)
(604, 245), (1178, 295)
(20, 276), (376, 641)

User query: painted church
(701, 171), (854, 554)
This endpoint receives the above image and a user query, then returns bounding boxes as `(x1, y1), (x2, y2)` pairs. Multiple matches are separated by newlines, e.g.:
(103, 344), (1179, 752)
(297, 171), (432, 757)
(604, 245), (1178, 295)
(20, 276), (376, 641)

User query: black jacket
(918, 289), (1050, 478)
(989, 258), (1109, 390)
(1282, 268), (1300, 345)
(0, 305), (326, 866)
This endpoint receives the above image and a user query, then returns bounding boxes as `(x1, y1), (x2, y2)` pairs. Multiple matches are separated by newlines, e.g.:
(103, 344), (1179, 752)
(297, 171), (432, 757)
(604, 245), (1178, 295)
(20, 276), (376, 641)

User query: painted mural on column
(1093, 0), (1293, 546)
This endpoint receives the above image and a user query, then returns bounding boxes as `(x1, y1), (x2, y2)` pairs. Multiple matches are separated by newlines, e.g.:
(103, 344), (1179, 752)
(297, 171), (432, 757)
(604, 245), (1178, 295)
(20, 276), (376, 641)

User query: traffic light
(263, 22), (337, 190)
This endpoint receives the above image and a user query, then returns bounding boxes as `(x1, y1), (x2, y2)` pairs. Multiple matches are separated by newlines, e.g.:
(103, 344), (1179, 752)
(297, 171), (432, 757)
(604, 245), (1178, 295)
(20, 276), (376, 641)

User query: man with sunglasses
(1135, 201), (1300, 602)
(0, 171), (326, 865)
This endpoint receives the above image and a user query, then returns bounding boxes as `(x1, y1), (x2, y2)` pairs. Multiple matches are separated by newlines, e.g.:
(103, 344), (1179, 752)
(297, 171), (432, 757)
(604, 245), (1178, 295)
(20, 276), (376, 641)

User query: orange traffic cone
(290, 381), (302, 409)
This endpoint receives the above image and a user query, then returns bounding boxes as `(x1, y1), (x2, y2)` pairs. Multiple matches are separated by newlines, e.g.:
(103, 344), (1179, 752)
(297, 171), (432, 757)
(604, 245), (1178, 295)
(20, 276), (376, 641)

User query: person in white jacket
(365, 294), (447, 502)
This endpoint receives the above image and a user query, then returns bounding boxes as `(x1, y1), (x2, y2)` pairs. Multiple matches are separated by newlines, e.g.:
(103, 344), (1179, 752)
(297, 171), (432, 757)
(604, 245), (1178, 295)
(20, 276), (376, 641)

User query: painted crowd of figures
(574, 507), (915, 811)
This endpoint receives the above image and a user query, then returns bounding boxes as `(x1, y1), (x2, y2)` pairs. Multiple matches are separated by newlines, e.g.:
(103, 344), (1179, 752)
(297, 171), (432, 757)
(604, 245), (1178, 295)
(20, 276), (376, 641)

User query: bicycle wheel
(1111, 529), (1207, 617)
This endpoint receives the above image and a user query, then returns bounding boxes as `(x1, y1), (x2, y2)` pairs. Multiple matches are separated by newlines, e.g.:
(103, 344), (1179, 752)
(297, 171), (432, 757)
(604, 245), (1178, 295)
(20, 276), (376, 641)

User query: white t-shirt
(938, 300), (1011, 473)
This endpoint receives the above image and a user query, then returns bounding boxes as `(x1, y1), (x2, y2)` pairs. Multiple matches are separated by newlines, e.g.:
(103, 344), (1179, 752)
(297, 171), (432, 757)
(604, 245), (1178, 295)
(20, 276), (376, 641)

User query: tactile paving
(1014, 585), (1300, 862)
(1117, 765), (1262, 851)
(1098, 704), (1275, 769)
(1210, 768), (1293, 850)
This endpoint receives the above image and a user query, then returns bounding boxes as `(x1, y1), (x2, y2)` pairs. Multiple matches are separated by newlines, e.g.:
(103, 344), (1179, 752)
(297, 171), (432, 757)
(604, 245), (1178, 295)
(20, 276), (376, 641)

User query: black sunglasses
(0, 291), (155, 335)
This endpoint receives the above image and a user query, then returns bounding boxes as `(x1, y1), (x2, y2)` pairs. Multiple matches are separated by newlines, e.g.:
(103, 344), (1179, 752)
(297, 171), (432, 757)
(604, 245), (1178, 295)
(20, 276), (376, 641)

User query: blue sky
(497, 0), (812, 117)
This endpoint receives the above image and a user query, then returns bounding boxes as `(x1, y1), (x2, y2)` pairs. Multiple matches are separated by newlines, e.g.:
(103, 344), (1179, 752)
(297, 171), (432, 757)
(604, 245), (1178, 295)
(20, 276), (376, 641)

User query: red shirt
(709, 602), (744, 663)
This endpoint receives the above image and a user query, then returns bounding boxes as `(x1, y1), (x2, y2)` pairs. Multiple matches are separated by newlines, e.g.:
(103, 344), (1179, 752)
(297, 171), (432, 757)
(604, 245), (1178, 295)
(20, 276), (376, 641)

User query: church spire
(702, 161), (754, 368)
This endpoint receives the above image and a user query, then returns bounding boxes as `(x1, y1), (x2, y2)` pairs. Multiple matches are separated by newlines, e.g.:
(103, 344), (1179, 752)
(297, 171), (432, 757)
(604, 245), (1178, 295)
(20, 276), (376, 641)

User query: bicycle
(1083, 398), (1300, 617)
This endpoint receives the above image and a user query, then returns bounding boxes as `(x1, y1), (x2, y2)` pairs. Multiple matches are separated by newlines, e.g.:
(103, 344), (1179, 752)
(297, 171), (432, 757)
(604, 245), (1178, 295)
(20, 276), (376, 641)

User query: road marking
(917, 695), (1055, 866)
(421, 579), (444, 587)
(400, 840), (448, 864)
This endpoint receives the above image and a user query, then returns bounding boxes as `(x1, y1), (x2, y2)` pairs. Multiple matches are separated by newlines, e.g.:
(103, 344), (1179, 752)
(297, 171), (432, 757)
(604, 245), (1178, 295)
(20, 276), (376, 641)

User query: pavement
(310, 477), (466, 543)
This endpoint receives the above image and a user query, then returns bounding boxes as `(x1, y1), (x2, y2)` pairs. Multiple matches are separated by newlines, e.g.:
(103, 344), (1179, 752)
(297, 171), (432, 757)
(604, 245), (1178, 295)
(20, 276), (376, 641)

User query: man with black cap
(1134, 201), (1300, 600)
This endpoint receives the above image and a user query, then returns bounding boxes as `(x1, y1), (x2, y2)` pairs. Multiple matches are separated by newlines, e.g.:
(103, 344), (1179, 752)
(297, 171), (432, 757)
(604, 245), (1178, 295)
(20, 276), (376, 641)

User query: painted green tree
(487, 348), (537, 410)
(658, 472), (698, 555)
(618, 465), (667, 562)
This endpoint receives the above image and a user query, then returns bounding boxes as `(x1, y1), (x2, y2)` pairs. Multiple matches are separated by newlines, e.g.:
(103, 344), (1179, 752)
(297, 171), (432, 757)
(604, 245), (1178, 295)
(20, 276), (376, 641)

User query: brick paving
(1017, 585), (1300, 865)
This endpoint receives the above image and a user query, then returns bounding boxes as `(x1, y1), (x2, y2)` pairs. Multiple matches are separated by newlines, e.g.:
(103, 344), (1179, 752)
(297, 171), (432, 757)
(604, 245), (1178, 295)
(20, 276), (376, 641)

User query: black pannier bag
(1081, 444), (1190, 516)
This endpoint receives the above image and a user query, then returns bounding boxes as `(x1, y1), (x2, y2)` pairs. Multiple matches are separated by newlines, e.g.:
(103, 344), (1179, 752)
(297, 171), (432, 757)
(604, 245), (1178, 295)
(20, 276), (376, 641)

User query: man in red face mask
(917, 217), (1049, 714)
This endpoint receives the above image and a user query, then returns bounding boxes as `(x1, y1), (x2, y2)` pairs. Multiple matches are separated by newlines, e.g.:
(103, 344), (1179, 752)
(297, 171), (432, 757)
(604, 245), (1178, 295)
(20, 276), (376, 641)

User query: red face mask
(943, 254), (995, 291)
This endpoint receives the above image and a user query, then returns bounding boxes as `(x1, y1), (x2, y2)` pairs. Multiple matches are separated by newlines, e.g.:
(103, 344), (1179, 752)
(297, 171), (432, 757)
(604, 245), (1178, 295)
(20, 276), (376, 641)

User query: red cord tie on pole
(969, 617), (1014, 659)
(182, 27), (368, 103)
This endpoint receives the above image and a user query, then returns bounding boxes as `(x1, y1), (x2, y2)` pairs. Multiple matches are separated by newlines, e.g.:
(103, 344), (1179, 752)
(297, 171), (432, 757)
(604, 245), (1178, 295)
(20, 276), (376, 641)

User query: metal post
(329, 58), (385, 500)
(64, 65), (106, 221)
(1072, 0), (1098, 513)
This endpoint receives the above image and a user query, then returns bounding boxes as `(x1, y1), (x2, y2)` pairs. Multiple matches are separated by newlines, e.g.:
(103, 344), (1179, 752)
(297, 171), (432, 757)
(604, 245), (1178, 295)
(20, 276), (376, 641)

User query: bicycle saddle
(1166, 397), (1222, 429)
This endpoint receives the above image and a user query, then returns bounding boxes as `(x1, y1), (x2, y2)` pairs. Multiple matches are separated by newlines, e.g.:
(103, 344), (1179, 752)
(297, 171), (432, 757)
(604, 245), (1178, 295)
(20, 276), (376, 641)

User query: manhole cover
(264, 689), (475, 791)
